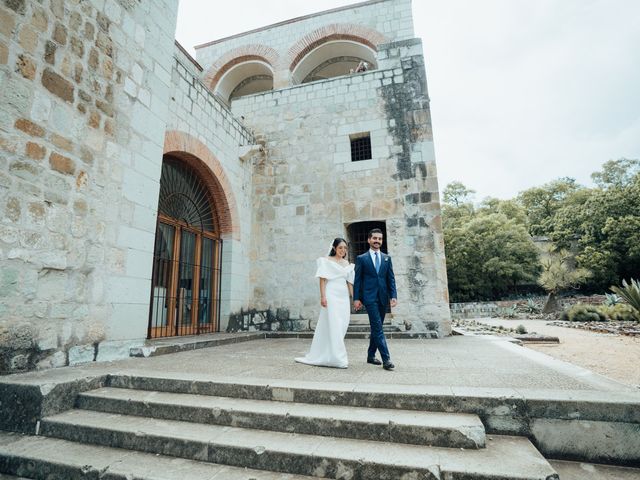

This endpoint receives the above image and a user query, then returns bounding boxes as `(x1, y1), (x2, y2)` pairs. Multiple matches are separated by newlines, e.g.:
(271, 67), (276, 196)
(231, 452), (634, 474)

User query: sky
(175, 0), (640, 200)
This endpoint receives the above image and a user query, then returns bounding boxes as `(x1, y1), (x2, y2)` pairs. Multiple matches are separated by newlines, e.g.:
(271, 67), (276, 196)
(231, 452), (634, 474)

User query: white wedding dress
(295, 257), (355, 368)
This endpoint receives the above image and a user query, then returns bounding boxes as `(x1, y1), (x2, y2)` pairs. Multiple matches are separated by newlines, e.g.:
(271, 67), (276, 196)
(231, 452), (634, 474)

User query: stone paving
(5, 334), (638, 396)
(2, 334), (640, 479)
(107, 335), (637, 394)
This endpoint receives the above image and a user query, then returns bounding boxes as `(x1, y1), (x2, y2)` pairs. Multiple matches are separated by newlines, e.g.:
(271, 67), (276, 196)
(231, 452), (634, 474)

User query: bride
(295, 238), (354, 368)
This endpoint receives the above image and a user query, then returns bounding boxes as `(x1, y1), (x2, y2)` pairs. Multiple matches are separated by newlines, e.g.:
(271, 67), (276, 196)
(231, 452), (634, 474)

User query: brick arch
(163, 131), (239, 240)
(286, 23), (388, 72)
(203, 44), (280, 91)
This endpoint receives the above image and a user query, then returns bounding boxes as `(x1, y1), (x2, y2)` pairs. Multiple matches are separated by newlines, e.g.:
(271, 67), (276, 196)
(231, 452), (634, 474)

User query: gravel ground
(462, 317), (640, 389)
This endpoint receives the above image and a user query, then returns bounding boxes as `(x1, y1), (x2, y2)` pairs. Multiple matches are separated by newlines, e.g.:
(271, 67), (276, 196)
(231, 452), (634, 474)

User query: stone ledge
(129, 332), (265, 358)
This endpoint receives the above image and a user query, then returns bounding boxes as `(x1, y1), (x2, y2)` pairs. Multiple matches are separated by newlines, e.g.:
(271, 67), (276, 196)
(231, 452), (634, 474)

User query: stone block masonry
(1, 0), (451, 373)
(205, 0), (451, 335)
(0, 0), (179, 374)
(166, 44), (256, 328)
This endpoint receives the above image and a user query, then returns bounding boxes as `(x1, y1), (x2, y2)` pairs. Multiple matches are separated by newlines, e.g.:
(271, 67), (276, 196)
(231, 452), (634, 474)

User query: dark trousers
(365, 301), (390, 363)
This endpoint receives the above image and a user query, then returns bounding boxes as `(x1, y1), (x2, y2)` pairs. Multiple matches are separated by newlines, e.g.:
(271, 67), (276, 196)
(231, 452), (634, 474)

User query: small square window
(350, 132), (372, 162)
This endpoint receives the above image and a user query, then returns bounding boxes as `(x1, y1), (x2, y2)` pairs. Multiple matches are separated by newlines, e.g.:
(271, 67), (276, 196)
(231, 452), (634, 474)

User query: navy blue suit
(353, 251), (397, 363)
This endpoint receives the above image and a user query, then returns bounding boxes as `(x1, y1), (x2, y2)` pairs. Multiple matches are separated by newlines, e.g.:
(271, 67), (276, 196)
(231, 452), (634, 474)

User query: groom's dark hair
(368, 228), (383, 238)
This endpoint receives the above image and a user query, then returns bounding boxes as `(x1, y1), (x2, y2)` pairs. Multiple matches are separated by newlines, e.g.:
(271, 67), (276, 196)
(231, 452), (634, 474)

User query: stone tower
(197, 0), (451, 336)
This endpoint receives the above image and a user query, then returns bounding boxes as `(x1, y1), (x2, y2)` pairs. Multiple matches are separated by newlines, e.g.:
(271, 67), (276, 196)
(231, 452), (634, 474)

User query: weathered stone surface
(30, 6), (47, 32)
(4, 0), (25, 15)
(5, 196), (21, 221)
(0, 40), (7, 64)
(18, 24), (37, 52)
(70, 35), (84, 58)
(44, 40), (56, 64)
(9, 160), (41, 182)
(52, 21), (66, 45)
(50, 133), (72, 152)
(15, 118), (44, 137)
(25, 141), (46, 160)
(41, 67), (74, 103)
(15, 53), (35, 79)
(78, 386), (486, 449)
(68, 344), (95, 365)
(0, 7), (17, 37)
(49, 151), (75, 175)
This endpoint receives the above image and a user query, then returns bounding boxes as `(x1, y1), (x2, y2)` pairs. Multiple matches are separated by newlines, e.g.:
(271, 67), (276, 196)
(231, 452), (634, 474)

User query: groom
(353, 228), (397, 370)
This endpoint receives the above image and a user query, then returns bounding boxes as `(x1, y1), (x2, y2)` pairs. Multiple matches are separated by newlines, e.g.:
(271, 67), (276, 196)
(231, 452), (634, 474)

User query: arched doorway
(147, 155), (223, 338)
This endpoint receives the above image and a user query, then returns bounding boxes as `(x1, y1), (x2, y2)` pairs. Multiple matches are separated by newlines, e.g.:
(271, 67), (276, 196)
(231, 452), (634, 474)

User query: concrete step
(39, 410), (559, 479)
(0, 432), (321, 479)
(266, 331), (439, 339)
(346, 325), (401, 332)
(77, 387), (485, 449)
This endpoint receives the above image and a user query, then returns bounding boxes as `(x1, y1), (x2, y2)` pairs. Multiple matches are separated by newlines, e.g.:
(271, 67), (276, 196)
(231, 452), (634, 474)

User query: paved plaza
(3, 334), (640, 479)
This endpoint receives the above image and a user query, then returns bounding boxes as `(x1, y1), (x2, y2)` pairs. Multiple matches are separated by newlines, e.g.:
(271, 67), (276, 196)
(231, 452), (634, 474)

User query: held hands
(353, 300), (362, 311)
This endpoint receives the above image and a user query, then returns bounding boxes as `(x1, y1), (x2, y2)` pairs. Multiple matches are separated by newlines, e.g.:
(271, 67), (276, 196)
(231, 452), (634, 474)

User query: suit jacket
(353, 251), (397, 306)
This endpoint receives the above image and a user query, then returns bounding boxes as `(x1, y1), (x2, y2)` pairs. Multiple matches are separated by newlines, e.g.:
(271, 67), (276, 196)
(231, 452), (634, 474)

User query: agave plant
(610, 279), (640, 318)
(603, 293), (621, 306)
(523, 298), (541, 314)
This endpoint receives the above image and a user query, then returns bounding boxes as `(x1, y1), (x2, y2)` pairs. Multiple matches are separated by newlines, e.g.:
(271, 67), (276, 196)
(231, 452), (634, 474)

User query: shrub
(498, 306), (518, 318)
(603, 303), (640, 322)
(515, 324), (528, 334)
(564, 304), (608, 322)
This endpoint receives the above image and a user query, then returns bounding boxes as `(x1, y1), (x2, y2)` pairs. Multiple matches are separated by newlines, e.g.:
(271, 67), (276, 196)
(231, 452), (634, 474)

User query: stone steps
(346, 324), (401, 332)
(37, 409), (559, 479)
(76, 387), (485, 448)
(0, 432), (322, 480)
(267, 331), (439, 339)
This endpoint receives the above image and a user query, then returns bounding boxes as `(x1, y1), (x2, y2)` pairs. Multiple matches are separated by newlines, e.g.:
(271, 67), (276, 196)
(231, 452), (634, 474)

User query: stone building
(0, 0), (450, 374)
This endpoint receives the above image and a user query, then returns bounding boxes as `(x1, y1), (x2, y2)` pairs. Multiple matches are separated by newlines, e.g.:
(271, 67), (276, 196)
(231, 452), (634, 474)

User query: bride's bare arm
(347, 281), (353, 299)
(319, 277), (327, 307)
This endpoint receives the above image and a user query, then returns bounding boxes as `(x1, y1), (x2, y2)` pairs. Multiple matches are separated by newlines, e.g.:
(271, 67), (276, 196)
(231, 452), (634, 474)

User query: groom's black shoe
(367, 357), (382, 365)
(383, 361), (395, 371)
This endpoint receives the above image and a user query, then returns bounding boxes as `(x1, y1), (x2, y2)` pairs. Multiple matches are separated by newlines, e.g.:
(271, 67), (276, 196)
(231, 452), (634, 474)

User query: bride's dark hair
(329, 237), (348, 258)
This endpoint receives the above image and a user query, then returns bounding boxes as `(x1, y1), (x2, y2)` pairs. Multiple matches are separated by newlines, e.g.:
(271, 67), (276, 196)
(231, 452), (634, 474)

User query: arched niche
(215, 60), (274, 103)
(291, 40), (377, 85)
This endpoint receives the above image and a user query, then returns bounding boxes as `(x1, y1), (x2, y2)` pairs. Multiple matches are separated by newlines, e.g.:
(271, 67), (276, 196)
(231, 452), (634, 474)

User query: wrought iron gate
(147, 157), (223, 338)
(148, 221), (222, 338)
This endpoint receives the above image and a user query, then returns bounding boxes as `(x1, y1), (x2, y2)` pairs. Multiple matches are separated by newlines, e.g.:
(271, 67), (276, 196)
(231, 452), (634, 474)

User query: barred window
(350, 132), (372, 162)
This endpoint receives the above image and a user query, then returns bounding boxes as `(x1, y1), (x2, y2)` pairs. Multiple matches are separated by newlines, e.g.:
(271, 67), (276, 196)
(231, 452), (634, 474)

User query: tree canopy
(442, 158), (640, 301)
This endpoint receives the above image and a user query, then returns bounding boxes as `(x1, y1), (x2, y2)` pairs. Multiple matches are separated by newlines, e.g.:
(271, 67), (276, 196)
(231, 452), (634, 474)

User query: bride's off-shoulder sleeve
(315, 257), (329, 278)
(346, 263), (355, 284)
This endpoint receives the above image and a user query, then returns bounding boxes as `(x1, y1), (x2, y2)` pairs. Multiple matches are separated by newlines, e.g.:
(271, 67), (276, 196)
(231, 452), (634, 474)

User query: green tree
(444, 213), (541, 301)
(551, 174), (640, 289)
(591, 158), (640, 189)
(478, 197), (528, 226)
(517, 177), (584, 236)
(443, 181), (475, 207)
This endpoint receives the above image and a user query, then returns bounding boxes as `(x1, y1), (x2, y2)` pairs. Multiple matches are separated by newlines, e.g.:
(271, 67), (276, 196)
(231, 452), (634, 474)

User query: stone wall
(166, 43), (256, 328)
(229, 38), (450, 334)
(450, 295), (609, 319)
(0, 0), (178, 373)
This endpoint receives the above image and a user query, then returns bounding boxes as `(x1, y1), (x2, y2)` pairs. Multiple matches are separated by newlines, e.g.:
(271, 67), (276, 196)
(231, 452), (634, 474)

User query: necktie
(374, 252), (380, 273)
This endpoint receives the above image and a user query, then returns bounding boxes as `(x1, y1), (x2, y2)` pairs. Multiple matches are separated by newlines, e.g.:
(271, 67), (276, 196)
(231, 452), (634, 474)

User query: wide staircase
(0, 375), (559, 479)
